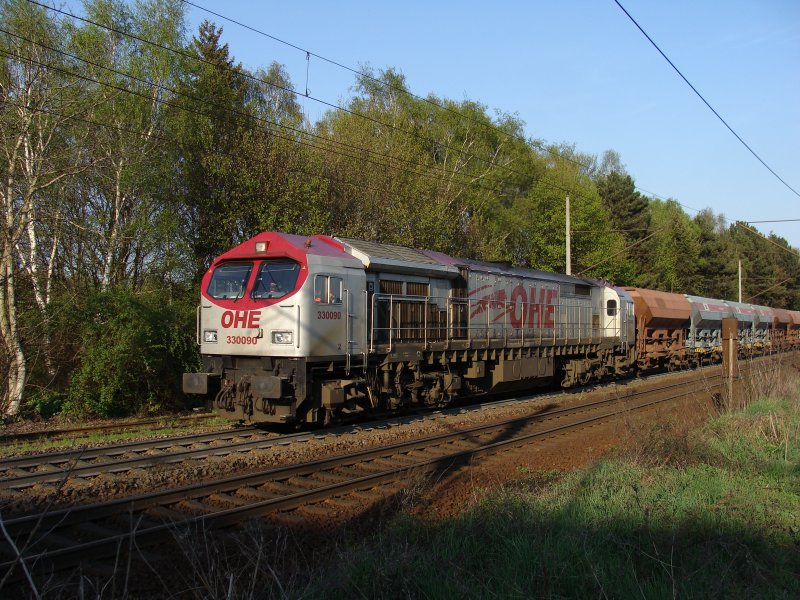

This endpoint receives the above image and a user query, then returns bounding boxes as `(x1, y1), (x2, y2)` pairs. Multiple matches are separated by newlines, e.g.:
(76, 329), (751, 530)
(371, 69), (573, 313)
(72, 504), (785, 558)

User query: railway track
(0, 412), (219, 445)
(0, 425), (268, 489)
(0, 366), (714, 491)
(0, 367), (726, 582)
(2, 351), (785, 493)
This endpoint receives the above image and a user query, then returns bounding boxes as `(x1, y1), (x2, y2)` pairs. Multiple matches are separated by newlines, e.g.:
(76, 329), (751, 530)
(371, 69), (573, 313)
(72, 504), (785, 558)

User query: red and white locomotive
(183, 232), (635, 424)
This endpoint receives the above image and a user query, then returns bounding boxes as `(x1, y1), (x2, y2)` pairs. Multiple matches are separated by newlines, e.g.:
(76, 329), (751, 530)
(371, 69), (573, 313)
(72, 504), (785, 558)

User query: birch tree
(72, 0), (185, 291)
(0, 0), (89, 416)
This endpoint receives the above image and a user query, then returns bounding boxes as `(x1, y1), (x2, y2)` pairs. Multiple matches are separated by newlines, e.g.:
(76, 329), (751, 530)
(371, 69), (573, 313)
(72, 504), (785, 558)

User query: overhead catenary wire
(0, 93), (472, 243)
(30, 0), (794, 257)
(24, 0), (586, 199)
(0, 87), (472, 241)
(9, 1), (798, 289)
(632, 184), (800, 261)
(745, 276), (797, 303)
(613, 0), (800, 200)
(0, 39), (463, 189)
(184, 0), (800, 257)
(4, 82), (794, 297)
(746, 219), (800, 224)
(13, 0), (623, 215)
(733, 221), (800, 262)
(0, 36), (539, 205)
(2, 48), (581, 254)
(177, 0), (597, 175)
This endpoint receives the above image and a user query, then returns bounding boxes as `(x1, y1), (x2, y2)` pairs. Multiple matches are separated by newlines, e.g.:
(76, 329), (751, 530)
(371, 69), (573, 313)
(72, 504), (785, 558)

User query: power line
(0, 34), (531, 203)
(188, 0), (800, 256)
(178, 0), (597, 174)
(634, 184), (800, 258)
(11, 4), (605, 207)
(3, 36), (589, 249)
(745, 276), (797, 303)
(0, 93), (456, 238)
(613, 0), (800, 199)
(733, 221), (800, 261)
(29, 0), (726, 232)
(25, 0), (572, 196)
(746, 219), (800, 224)
(10, 2), (796, 280)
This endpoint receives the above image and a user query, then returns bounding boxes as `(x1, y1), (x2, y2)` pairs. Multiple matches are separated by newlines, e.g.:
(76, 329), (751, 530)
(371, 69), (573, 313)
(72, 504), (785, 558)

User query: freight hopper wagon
(626, 288), (799, 371)
(685, 295), (733, 365)
(725, 301), (762, 352)
(624, 287), (691, 371)
(772, 308), (800, 352)
(184, 232), (635, 424)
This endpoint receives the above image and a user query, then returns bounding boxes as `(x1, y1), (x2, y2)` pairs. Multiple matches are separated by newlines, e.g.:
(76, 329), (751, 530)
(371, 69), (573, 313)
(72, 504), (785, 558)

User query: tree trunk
(0, 247), (26, 418)
(101, 160), (125, 291)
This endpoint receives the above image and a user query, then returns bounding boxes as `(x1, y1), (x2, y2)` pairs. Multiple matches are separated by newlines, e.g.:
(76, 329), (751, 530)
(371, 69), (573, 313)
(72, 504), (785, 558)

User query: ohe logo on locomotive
(220, 310), (261, 329)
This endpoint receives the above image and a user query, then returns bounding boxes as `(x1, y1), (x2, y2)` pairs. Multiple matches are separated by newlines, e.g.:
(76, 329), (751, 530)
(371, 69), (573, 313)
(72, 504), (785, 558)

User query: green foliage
(303, 392), (800, 600)
(60, 288), (199, 418)
(730, 223), (800, 309)
(22, 388), (66, 419)
(693, 209), (739, 300)
(485, 146), (630, 281)
(596, 171), (649, 284)
(638, 199), (702, 292)
(2, 4), (799, 418)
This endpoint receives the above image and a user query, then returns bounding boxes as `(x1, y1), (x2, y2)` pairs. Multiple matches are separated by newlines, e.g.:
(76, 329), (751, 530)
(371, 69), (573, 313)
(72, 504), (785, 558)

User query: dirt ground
(0, 371), (746, 598)
(0, 373), (716, 518)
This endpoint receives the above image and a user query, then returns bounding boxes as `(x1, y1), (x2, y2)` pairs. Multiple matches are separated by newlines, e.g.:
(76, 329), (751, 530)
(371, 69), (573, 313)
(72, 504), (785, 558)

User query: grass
(7, 362), (799, 598)
(0, 416), (232, 458)
(301, 382), (800, 599)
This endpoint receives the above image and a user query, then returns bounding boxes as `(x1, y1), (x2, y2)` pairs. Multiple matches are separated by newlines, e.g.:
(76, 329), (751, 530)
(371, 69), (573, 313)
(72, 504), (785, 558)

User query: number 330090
(226, 335), (259, 345)
(317, 311), (341, 320)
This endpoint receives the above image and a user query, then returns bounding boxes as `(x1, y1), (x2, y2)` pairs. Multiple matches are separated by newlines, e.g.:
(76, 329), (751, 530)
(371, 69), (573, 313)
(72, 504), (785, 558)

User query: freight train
(183, 232), (800, 424)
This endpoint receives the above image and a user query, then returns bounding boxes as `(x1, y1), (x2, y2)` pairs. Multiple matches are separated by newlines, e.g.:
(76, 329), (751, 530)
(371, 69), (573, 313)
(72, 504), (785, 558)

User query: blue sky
(181, 1), (800, 249)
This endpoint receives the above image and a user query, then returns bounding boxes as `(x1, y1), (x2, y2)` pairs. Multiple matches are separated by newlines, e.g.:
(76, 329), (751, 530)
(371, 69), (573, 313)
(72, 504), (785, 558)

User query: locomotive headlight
(271, 330), (293, 344)
(203, 329), (218, 343)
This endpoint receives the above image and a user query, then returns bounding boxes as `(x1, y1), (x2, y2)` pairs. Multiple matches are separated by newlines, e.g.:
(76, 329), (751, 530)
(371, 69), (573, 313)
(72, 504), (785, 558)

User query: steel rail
(0, 370), (722, 489)
(0, 427), (269, 488)
(0, 371), (722, 578)
(0, 413), (216, 444)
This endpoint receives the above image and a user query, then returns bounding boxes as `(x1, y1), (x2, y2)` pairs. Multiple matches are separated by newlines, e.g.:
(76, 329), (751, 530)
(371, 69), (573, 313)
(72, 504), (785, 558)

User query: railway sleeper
(261, 481), (305, 496)
(177, 499), (214, 514)
(286, 476), (323, 490)
(146, 506), (187, 523)
(237, 486), (280, 501)
(209, 492), (250, 507)
(344, 489), (385, 502)
(297, 502), (336, 517)
(308, 471), (351, 484)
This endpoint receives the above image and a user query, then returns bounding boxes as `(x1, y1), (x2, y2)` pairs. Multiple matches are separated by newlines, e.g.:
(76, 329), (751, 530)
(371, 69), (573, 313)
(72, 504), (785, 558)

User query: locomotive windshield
(207, 262), (253, 300)
(251, 259), (301, 299)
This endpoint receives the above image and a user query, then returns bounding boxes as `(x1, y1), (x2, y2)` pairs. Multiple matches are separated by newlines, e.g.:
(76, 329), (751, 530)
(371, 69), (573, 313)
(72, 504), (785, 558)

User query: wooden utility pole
(565, 194), (571, 275)
(722, 317), (738, 410)
(738, 260), (742, 302)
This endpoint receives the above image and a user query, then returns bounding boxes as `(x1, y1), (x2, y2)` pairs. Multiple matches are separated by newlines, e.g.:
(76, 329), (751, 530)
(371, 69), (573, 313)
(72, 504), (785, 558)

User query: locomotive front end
(183, 232), (365, 424)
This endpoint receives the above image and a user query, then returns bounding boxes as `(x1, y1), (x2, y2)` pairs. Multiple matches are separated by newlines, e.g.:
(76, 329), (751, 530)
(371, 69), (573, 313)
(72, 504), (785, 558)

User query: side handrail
(196, 305), (201, 346)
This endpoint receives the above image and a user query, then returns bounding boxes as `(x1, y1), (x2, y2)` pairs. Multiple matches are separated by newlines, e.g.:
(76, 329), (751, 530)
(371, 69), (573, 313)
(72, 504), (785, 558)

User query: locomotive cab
(184, 232), (367, 424)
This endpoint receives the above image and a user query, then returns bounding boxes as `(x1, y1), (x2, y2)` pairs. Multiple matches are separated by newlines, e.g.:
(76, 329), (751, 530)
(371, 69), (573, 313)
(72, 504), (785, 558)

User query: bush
(22, 388), (67, 419)
(60, 288), (200, 418)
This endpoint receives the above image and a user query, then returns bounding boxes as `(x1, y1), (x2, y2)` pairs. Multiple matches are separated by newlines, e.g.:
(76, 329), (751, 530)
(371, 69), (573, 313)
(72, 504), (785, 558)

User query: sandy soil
(1, 371), (715, 519)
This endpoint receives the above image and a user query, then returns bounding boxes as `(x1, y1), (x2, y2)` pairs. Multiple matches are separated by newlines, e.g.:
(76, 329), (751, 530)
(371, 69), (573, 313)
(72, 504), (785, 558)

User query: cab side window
(606, 299), (618, 317)
(314, 275), (343, 304)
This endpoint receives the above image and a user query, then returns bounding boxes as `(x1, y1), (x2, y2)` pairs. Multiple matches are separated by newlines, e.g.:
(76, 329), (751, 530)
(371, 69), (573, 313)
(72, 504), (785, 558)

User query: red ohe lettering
(221, 310), (261, 329)
(510, 285), (526, 329)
